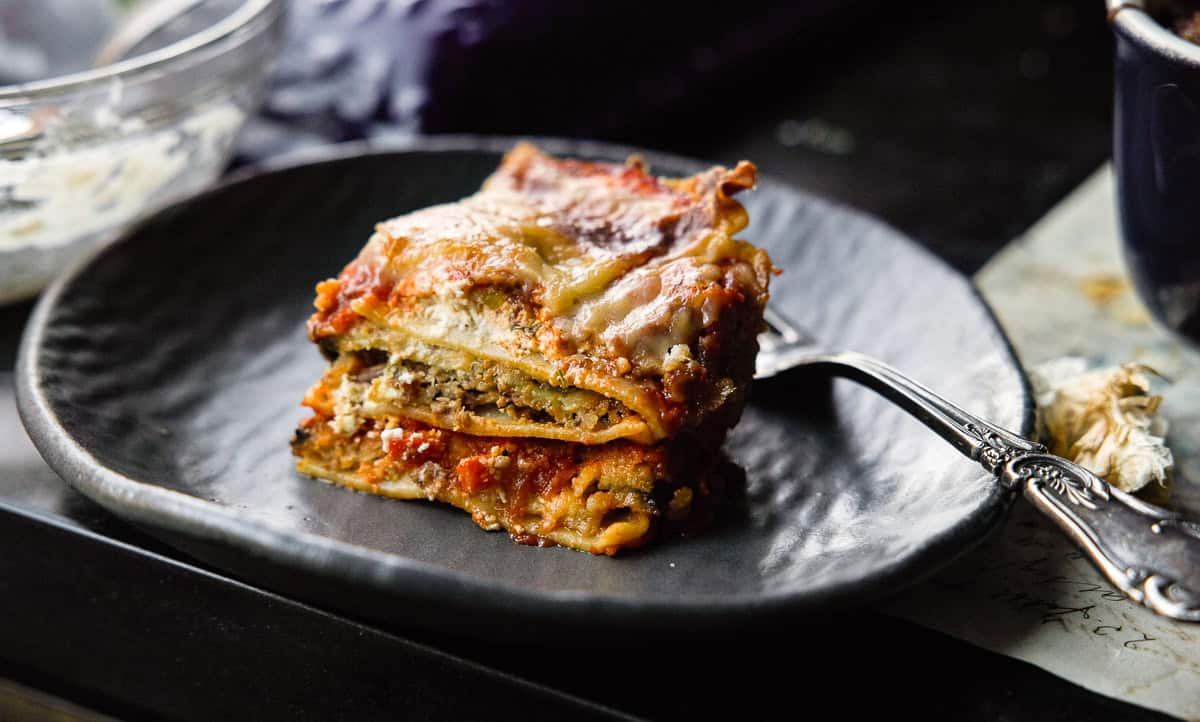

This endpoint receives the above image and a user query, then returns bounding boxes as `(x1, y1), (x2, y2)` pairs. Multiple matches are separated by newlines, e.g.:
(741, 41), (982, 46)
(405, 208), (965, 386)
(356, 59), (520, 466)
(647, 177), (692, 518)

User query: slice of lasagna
(292, 143), (773, 554)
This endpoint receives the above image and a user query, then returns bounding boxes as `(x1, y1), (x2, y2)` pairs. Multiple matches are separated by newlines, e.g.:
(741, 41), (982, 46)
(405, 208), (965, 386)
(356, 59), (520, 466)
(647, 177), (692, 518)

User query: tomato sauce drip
(455, 456), (494, 494)
(506, 445), (580, 517)
(309, 261), (394, 338)
(384, 428), (444, 465)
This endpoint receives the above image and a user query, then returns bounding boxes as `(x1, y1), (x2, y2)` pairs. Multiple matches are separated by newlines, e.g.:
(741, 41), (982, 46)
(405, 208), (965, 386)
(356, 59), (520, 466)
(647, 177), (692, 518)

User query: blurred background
(243, 0), (1112, 273)
(0, 3), (1167, 720)
(0, 0), (1110, 293)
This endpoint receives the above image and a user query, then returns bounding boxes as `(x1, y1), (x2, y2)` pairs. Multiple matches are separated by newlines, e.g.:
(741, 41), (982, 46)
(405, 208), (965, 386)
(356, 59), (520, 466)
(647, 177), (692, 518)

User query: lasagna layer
(307, 348), (648, 445)
(292, 414), (714, 555)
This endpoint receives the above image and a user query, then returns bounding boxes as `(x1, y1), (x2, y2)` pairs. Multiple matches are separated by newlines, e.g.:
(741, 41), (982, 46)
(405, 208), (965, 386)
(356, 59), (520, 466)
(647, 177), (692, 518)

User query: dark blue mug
(1112, 1), (1200, 340)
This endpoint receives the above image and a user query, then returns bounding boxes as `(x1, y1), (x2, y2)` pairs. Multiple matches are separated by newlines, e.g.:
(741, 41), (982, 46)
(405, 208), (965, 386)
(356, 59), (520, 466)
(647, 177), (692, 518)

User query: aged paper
(883, 165), (1200, 719)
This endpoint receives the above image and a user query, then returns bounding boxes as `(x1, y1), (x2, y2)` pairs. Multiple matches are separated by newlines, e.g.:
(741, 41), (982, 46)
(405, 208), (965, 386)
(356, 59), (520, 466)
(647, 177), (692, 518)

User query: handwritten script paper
(881, 166), (1200, 719)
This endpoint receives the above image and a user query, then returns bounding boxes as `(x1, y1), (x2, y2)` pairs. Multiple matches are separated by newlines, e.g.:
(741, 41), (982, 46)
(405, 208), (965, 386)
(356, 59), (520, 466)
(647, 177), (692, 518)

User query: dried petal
(1029, 357), (1173, 494)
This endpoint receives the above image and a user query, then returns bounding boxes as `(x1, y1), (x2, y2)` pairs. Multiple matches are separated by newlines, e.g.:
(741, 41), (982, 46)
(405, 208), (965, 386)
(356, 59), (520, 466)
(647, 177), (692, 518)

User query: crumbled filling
(333, 350), (633, 432)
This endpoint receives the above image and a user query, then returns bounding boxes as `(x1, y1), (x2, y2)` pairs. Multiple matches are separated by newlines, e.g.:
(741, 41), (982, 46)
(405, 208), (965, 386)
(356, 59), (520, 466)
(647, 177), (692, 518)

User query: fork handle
(808, 350), (1200, 622)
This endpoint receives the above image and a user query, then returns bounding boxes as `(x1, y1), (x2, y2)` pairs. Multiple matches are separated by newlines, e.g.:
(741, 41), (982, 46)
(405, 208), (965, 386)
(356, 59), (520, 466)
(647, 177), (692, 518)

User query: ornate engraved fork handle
(799, 350), (1200, 622)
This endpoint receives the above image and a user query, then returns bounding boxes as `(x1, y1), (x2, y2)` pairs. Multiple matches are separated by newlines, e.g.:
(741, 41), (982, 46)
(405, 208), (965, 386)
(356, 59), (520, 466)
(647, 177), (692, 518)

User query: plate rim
(15, 134), (1036, 630)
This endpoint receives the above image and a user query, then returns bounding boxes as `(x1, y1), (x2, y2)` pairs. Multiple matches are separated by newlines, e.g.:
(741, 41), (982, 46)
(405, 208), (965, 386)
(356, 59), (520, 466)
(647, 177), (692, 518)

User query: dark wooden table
(0, 1), (1181, 719)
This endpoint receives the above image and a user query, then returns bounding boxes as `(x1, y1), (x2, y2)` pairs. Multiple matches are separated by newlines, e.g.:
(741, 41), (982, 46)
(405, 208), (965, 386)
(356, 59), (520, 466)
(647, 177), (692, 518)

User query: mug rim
(1110, 0), (1200, 67)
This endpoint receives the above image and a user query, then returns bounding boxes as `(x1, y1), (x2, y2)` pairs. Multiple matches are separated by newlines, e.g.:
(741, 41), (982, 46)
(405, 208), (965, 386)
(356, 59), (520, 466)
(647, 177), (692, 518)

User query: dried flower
(1030, 357), (1173, 495)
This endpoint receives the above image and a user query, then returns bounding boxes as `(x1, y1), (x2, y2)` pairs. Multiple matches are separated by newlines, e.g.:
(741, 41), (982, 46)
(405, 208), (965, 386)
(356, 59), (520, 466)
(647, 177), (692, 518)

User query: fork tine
(755, 306), (819, 379)
(757, 324), (781, 352)
(762, 306), (810, 345)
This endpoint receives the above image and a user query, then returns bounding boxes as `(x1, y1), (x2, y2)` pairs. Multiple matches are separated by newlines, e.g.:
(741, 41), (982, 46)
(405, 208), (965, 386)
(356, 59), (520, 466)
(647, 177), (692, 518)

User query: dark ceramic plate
(16, 137), (1033, 639)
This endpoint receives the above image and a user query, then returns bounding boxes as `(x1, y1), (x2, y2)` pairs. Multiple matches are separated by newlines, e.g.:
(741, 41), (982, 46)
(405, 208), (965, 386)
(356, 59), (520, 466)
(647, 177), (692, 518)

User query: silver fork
(754, 306), (1200, 623)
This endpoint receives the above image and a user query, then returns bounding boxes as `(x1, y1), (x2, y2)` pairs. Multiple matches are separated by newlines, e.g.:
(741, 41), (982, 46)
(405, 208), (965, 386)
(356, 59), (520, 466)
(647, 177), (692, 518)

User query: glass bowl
(0, 0), (285, 303)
